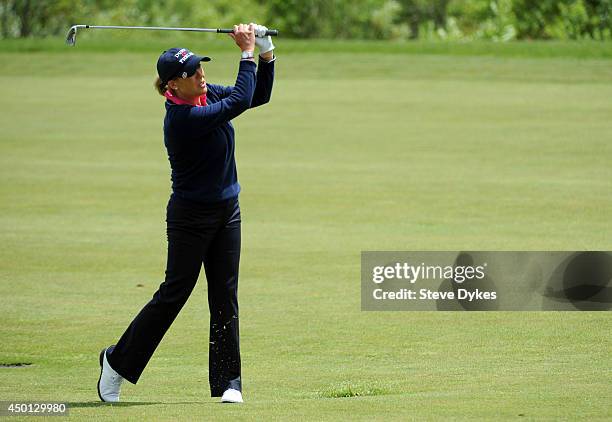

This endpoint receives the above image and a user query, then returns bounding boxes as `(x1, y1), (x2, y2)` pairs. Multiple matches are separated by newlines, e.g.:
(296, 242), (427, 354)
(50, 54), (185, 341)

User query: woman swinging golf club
(97, 23), (275, 404)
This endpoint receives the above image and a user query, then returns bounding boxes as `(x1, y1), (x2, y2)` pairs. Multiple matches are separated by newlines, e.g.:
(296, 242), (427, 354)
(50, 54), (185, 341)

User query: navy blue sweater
(163, 58), (274, 203)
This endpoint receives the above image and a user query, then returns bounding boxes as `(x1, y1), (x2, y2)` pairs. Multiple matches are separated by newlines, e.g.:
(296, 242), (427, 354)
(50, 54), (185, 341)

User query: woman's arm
(250, 26), (275, 108)
(181, 60), (256, 132)
(208, 52), (275, 108)
(250, 54), (275, 108)
(174, 23), (257, 133)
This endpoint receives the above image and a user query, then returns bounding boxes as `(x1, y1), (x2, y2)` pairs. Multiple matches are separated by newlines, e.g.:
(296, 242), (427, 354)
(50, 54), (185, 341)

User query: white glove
(253, 24), (275, 54)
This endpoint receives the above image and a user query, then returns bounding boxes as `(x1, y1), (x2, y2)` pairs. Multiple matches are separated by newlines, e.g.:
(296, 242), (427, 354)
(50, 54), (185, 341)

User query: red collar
(164, 90), (207, 106)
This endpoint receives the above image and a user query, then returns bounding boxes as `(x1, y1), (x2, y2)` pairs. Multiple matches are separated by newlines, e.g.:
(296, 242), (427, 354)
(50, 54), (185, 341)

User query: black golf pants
(107, 195), (242, 396)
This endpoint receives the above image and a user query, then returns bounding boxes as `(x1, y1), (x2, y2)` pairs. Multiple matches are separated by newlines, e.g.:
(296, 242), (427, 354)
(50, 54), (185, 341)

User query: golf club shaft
(77, 25), (278, 36)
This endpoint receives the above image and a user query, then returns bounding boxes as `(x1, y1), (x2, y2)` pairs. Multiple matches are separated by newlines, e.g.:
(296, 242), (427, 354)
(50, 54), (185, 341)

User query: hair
(154, 76), (168, 97)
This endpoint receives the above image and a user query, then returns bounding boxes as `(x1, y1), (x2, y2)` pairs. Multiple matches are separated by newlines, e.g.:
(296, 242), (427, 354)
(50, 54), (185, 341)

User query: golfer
(97, 23), (275, 404)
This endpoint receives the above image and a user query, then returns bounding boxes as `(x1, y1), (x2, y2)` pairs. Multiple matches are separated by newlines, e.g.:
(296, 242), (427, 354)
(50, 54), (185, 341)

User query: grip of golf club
(217, 28), (279, 36)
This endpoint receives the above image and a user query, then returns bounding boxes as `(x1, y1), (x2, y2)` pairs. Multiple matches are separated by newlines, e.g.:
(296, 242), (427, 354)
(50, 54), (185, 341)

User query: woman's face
(170, 65), (206, 99)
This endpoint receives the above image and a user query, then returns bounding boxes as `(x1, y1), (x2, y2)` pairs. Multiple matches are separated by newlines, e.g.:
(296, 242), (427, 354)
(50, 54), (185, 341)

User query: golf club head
(66, 25), (78, 46)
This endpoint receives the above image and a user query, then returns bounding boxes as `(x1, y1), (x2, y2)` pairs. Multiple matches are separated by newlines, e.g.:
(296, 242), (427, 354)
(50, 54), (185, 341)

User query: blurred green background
(1, 0), (611, 41)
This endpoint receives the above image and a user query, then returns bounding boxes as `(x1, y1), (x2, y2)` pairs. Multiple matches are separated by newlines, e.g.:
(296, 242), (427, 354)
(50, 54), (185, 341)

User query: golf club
(66, 24), (279, 46)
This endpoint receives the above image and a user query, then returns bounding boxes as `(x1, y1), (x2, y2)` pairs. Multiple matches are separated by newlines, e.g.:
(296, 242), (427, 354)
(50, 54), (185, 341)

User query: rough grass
(318, 382), (389, 398)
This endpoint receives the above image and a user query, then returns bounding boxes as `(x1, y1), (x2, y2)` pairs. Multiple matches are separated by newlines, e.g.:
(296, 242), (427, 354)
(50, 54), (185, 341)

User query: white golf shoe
(221, 388), (243, 403)
(97, 345), (124, 402)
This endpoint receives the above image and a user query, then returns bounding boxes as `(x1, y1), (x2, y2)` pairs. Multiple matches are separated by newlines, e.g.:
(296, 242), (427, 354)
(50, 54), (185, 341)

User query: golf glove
(253, 24), (275, 54)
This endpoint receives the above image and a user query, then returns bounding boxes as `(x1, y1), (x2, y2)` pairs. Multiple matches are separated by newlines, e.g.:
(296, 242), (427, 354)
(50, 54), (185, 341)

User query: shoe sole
(97, 347), (106, 402)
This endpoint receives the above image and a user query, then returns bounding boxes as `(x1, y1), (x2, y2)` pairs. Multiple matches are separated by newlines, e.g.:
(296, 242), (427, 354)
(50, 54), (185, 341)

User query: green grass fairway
(1, 39), (611, 420)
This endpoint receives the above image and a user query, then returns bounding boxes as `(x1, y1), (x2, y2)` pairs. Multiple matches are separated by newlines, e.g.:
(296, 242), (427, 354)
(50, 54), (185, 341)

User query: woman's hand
(252, 23), (275, 55)
(229, 23), (255, 52)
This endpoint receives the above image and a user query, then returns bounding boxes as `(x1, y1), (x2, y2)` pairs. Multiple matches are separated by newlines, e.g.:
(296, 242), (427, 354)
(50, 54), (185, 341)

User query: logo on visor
(174, 48), (194, 64)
